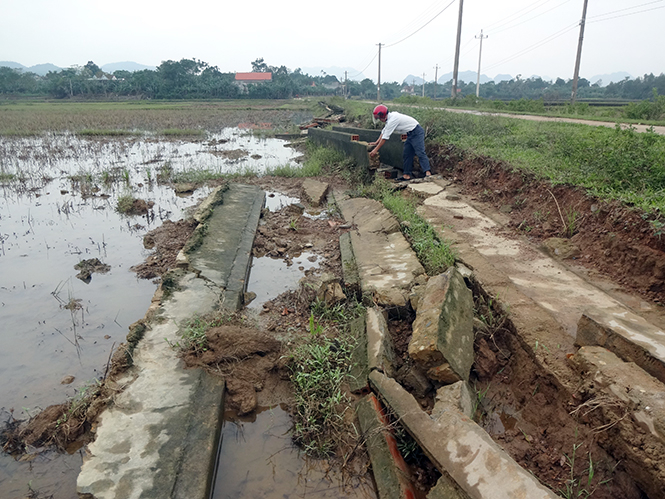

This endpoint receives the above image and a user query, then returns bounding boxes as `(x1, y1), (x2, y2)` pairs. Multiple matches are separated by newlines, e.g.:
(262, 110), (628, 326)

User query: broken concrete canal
(76, 142), (665, 498)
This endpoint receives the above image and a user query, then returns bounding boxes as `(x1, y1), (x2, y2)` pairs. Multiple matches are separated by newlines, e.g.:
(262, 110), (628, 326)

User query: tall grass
(396, 107), (665, 213)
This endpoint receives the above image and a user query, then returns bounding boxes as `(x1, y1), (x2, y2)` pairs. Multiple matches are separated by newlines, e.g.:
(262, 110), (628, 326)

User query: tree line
(1, 57), (663, 106)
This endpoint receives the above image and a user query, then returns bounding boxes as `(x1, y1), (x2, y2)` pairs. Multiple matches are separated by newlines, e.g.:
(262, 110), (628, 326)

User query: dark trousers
(403, 124), (430, 176)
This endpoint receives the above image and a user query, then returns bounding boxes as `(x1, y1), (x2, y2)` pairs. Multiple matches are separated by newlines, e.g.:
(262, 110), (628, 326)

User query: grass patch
(116, 194), (137, 214)
(77, 129), (137, 137)
(176, 313), (237, 353)
(288, 330), (357, 457)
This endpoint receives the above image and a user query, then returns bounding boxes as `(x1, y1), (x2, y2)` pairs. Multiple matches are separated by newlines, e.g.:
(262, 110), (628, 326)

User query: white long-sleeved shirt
(380, 112), (419, 140)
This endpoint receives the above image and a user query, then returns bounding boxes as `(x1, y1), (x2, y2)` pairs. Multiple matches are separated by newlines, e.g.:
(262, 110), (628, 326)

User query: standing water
(0, 128), (300, 498)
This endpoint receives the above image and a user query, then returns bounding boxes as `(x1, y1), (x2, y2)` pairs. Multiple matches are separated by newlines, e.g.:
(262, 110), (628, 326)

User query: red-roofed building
(235, 72), (272, 83)
(235, 72), (272, 93)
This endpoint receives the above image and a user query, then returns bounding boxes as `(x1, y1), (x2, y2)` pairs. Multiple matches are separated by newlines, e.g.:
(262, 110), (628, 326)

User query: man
(369, 104), (432, 181)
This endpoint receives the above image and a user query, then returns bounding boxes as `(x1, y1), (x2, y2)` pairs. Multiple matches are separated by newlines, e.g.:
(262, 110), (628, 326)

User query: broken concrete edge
(193, 183), (229, 223)
(219, 188), (265, 311)
(369, 371), (560, 499)
(171, 375), (226, 499)
(356, 394), (418, 499)
(576, 312), (665, 385)
(366, 307), (396, 378)
(349, 313), (370, 393)
(409, 267), (474, 385)
(568, 345), (665, 499)
(301, 178), (330, 208)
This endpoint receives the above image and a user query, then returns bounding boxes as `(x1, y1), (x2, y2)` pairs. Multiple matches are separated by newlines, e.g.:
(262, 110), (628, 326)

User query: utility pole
(475, 29), (488, 98)
(451, 0), (464, 98)
(422, 73), (426, 97)
(571, 0), (589, 104)
(433, 64), (439, 99)
(344, 71), (348, 99)
(377, 43), (382, 102)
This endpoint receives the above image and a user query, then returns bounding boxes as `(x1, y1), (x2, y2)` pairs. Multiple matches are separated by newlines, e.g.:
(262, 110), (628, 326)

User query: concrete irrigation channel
(75, 130), (665, 498)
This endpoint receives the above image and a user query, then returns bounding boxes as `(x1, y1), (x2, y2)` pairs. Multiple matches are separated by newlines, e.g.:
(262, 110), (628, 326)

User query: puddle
(246, 252), (320, 309)
(264, 191), (301, 212)
(212, 406), (375, 499)
(0, 128), (300, 499)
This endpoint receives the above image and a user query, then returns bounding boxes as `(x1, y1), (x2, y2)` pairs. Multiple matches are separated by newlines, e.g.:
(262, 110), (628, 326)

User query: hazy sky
(2, 0), (664, 83)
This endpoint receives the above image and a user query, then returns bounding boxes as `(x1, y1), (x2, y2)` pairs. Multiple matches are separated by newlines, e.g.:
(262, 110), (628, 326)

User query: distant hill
(0, 61), (61, 75)
(589, 72), (632, 86)
(0, 61), (155, 75)
(403, 71), (494, 85)
(101, 62), (156, 73)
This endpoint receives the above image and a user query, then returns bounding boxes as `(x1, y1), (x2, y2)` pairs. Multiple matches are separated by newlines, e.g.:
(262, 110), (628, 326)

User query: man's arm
(369, 137), (386, 157)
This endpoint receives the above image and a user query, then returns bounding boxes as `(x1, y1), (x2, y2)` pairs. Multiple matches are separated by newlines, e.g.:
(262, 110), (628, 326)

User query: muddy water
(213, 406), (375, 499)
(0, 129), (299, 498)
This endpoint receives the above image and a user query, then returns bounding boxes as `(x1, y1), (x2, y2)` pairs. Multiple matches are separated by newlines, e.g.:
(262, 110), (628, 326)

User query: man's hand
(369, 149), (378, 157)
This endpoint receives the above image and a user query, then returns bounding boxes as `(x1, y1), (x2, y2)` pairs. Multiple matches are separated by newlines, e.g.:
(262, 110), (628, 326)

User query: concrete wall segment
(369, 371), (560, 499)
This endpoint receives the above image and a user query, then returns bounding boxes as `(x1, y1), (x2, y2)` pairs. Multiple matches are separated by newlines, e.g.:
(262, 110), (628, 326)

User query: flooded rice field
(0, 128), (301, 498)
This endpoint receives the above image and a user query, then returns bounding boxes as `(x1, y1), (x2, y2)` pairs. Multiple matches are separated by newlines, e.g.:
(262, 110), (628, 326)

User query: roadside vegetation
(336, 98), (665, 214)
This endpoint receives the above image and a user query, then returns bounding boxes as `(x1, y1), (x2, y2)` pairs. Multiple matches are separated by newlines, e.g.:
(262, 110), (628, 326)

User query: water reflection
(213, 406), (375, 499)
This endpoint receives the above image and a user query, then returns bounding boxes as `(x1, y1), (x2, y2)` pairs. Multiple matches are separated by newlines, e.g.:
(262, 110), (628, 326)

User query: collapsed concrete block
(367, 307), (396, 378)
(396, 361), (432, 400)
(568, 346), (665, 499)
(369, 371), (559, 499)
(356, 394), (418, 499)
(427, 472), (471, 499)
(431, 381), (474, 420)
(576, 311), (665, 385)
(337, 197), (425, 310)
(409, 267), (474, 383)
(349, 315), (370, 393)
(301, 178), (329, 207)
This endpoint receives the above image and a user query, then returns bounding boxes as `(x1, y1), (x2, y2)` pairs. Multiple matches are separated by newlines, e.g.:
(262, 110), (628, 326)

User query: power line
(488, 0), (573, 36)
(383, 0), (455, 45)
(588, 0), (664, 21)
(587, 3), (665, 23)
(384, 0), (456, 48)
(484, 22), (579, 71)
(483, 0), (552, 31)
(347, 52), (378, 79)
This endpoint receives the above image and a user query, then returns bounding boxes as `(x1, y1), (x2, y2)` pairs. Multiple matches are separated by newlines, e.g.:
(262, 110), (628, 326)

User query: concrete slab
(568, 346), (665, 499)
(349, 314), (370, 393)
(409, 268), (474, 383)
(366, 307), (396, 377)
(576, 311), (665, 385)
(369, 371), (559, 499)
(308, 128), (373, 168)
(186, 183), (265, 311)
(356, 394), (418, 499)
(77, 274), (224, 499)
(407, 182), (445, 196)
(332, 126), (406, 171)
(337, 196), (425, 309)
(78, 185), (265, 499)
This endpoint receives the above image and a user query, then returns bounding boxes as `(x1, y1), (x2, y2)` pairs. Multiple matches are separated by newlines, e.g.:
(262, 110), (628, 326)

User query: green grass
(391, 107), (665, 214)
(356, 177), (456, 274)
(289, 330), (357, 457)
